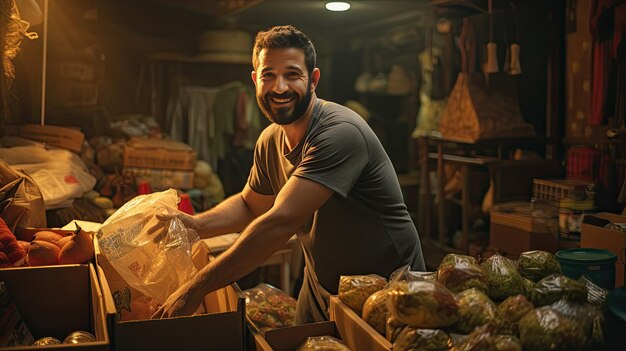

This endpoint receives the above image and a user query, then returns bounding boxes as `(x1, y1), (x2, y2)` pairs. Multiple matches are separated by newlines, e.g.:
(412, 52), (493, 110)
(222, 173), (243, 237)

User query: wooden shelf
(148, 51), (251, 65)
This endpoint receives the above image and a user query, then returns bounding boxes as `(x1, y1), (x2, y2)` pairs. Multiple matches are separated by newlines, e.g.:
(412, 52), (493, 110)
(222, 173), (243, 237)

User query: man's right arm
(192, 183), (275, 239)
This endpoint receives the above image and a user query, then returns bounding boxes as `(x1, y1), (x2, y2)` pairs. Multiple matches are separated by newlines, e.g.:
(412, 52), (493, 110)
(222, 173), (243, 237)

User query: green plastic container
(556, 248), (617, 290)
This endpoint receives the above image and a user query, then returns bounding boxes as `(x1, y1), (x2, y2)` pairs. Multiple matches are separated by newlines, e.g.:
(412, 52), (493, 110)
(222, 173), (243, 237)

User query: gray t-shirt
(248, 98), (425, 320)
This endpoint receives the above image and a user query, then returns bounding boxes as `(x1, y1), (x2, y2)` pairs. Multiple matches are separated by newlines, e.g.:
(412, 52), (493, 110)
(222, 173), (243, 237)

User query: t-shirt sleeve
(293, 122), (368, 197)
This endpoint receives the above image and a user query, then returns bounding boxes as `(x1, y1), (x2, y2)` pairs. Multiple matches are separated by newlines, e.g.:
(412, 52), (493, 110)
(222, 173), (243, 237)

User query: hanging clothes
(589, 0), (616, 125)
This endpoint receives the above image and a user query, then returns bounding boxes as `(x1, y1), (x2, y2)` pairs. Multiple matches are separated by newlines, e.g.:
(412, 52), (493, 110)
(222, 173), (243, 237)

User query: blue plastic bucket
(556, 248), (617, 289)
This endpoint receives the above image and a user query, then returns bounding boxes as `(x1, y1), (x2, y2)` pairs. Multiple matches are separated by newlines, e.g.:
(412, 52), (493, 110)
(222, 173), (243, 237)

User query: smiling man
(151, 25), (425, 323)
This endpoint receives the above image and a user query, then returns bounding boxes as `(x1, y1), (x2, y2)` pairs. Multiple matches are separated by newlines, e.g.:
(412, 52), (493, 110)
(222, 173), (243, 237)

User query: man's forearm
(189, 210), (297, 298)
(193, 193), (255, 238)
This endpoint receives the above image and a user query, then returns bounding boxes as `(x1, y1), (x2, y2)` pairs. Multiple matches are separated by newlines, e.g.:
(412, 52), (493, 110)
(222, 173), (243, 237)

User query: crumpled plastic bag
(97, 189), (202, 304)
(244, 283), (297, 331)
(527, 274), (588, 307)
(493, 294), (534, 336)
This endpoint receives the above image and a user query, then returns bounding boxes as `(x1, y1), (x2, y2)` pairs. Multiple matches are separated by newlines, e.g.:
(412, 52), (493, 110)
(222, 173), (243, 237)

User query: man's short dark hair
(252, 25), (316, 74)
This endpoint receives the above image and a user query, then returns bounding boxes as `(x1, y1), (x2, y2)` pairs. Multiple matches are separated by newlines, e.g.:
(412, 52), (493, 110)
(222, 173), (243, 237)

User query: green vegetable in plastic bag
(456, 325), (497, 351)
(481, 253), (524, 301)
(493, 294), (534, 336)
(521, 277), (536, 300)
(494, 335), (522, 351)
(528, 274), (587, 306)
(437, 254), (488, 294)
(338, 274), (387, 313)
(519, 305), (586, 351)
(244, 283), (297, 331)
(392, 327), (453, 351)
(455, 288), (497, 334)
(516, 250), (561, 282)
(387, 280), (460, 328)
(362, 288), (391, 335)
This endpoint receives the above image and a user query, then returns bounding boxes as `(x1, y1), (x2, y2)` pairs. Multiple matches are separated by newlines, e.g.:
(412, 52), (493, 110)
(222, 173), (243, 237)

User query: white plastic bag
(97, 189), (200, 304)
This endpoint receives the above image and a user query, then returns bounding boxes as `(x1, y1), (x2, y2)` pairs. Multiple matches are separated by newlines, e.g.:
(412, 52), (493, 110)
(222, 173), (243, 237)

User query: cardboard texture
(489, 220), (559, 258)
(123, 139), (196, 171)
(123, 167), (194, 190)
(251, 321), (341, 351)
(0, 264), (109, 350)
(4, 124), (85, 153)
(96, 241), (245, 351)
(329, 296), (390, 351)
(581, 212), (626, 288)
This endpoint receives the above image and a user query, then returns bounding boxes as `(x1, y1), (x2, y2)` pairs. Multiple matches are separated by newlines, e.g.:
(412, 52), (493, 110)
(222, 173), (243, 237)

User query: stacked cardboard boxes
(122, 138), (196, 190)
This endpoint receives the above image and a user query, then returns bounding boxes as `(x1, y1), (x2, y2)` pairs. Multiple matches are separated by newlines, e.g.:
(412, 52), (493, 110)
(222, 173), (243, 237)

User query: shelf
(148, 51), (251, 65)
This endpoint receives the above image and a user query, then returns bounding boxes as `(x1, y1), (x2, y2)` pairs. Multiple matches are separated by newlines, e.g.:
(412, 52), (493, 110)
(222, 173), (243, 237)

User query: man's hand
(150, 279), (204, 319)
(155, 208), (198, 230)
(144, 208), (199, 243)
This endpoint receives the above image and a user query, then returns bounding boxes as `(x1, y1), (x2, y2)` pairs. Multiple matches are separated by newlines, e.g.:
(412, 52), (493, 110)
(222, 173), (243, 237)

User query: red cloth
(589, 0), (615, 125)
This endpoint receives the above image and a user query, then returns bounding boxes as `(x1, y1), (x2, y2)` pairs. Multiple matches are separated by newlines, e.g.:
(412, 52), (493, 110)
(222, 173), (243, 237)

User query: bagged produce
(516, 250), (561, 282)
(549, 300), (605, 350)
(362, 288), (392, 335)
(481, 253), (524, 301)
(521, 277), (536, 299)
(519, 304), (587, 351)
(386, 315), (409, 344)
(493, 295), (534, 335)
(455, 288), (497, 333)
(338, 274), (387, 312)
(437, 254), (488, 294)
(387, 279), (459, 328)
(528, 274), (587, 306)
(494, 335), (522, 351)
(392, 327), (453, 351)
(456, 325), (497, 351)
(296, 336), (351, 351)
(244, 283), (296, 331)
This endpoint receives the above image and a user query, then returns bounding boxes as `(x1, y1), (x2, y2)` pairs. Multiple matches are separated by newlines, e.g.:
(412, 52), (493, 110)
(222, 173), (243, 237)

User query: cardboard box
(581, 212), (626, 288)
(96, 242), (245, 351)
(489, 212), (559, 258)
(123, 167), (194, 190)
(0, 264), (109, 350)
(251, 321), (342, 351)
(4, 124), (85, 153)
(123, 139), (196, 171)
(329, 296), (390, 351)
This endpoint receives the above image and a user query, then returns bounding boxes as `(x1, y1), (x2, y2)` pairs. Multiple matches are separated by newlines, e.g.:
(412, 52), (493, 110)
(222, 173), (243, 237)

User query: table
(203, 234), (299, 294)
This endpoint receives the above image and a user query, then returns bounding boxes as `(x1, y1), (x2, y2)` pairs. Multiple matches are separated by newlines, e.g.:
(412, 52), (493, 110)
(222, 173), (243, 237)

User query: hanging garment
(589, 0), (615, 125)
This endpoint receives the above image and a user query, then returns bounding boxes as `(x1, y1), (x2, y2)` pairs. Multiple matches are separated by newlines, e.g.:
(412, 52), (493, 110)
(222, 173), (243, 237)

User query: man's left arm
(151, 176), (333, 318)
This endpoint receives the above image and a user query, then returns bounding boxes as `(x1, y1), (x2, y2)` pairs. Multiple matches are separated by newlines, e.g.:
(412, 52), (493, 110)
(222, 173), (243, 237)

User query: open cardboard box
(250, 320), (343, 351)
(95, 241), (245, 351)
(0, 264), (109, 350)
(581, 212), (626, 288)
(329, 296), (391, 351)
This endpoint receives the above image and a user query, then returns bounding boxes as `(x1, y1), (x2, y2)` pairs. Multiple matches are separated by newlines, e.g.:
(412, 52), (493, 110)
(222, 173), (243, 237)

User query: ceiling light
(325, 2), (350, 12)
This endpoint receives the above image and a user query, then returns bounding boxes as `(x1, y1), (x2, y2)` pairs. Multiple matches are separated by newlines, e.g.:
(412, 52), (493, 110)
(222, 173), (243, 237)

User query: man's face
(252, 48), (315, 125)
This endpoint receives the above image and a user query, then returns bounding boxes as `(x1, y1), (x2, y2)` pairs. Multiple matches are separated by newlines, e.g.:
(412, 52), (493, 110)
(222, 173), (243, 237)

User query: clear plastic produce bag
(97, 189), (201, 304)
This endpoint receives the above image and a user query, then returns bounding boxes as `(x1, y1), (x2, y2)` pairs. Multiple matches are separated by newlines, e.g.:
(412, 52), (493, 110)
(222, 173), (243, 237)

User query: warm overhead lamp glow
(325, 2), (350, 12)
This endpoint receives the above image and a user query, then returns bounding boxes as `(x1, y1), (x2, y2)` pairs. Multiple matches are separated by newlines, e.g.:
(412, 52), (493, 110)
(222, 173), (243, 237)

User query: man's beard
(257, 81), (312, 125)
